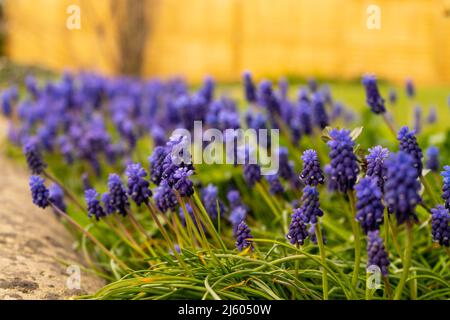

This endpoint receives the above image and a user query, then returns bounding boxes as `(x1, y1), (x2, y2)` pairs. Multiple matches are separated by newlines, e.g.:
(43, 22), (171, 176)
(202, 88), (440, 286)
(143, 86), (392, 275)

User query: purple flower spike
(148, 146), (168, 185)
(367, 230), (390, 276)
(107, 174), (129, 216)
(229, 206), (247, 234)
(326, 128), (360, 193)
(425, 146), (439, 172)
(102, 192), (115, 215)
(243, 71), (257, 103)
(405, 78), (415, 98)
(431, 205), (450, 247)
(49, 183), (66, 213)
(355, 177), (385, 234)
(297, 186), (323, 224)
(154, 180), (178, 213)
(384, 152), (421, 225)
(172, 167), (194, 197)
(266, 175), (285, 195)
(125, 163), (151, 206)
(23, 138), (47, 175)
(227, 190), (243, 210)
(441, 166), (450, 210)
(85, 189), (106, 221)
(366, 146), (389, 191)
(362, 74), (386, 114)
(397, 126), (423, 176)
(287, 209), (309, 245)
(29, 175), (49, 209)
(427, 106), (437, 124)
(300, 149), (324, 186)
(235, 221), (253, 251)
(202, 184), (225, 220)
(311, 92), (329, 129)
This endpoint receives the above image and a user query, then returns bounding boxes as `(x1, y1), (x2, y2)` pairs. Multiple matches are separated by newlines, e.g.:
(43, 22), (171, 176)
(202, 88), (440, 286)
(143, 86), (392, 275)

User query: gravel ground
(0, 119), (104, 299)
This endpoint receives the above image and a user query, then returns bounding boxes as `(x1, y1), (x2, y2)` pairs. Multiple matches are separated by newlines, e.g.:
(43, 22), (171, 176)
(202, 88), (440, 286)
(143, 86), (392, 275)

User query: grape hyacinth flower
(398, 126), (423, 176)
(441, 166), (450, 210)
(326, 128), (360, 193)
(172, 167), (195, 197)
(154, 180), (178, 213)
(355, 177), (385, 234)
(243, 71), (257, 103)
(366, 146), (389, 191)
(300, 149), (324, 186)
(311, 92), (329, 129)
(384, 152), (421, 224)
(125, 163), (152, 206)
(107, 174), (130, 216)
(266, 174), (285, 195)
(425, 146), (440, 172)
(229, 206), (247, 234)
(235, 221), (254, 251)
(430, 205), (450, 247)
(367, 230), (390, 276)
(85, 189), (106, 221)
(202, 184), (225, 220)
(405, 78), (415, 98)
(23, 138), (47, 175)
(278, 147), (295, 181)
(427, 106), (437, 124)
(29, 175), (49, 209)
(297, 186), (323, 223)
(102, 192), (115, 215)
(49, 183), (66, 213)
(148, 146), (168, 185)
(414, 105), (422, 134)
(388, 89), (397, 105)
(287, 209), (309, 246)
(258, 80), (281, 116)
(243, 163), (261, 188)
(227, 190), (243, 210)
(362, 74), (386, 114)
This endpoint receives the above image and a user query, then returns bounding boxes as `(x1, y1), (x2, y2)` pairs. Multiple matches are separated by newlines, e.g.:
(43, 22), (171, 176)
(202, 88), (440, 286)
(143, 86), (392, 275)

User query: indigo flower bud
(355, 177), (385, 234)
(29, 175), (49, 209)
(300, 149), (324, 186)
(235, 221), (253, 251)
(431, 205), (450, 247)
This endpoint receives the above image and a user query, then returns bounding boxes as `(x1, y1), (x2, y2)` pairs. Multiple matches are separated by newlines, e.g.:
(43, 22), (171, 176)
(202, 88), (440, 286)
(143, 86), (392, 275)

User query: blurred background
(0, 0), (450, 85)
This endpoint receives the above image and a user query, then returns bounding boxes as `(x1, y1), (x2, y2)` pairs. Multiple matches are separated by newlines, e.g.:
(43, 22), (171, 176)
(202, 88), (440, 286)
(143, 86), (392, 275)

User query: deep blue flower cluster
(431, 205), (450, 247)
(154, 180), (178, 213)
(366, 146), (389, 191)
(107, 174), (130, 216)
(23, 138), (47, 174)
(426, 146), (440, 172)
(49, 183), (66, 213)
(311, 92), (329, 129)
(367, 230), (390, 276)
(355, 177), (385, 234)
(397, 126), (423, 176)
(235, 221), (254, 251)
(125, 163), (152, 206)
(29, 175), (49, 209)
(266, 175), (285, 195)
(384, 152), (421, 224)
(297, 186), (323, 224)
(300, 149), (324, 186)
(326, 128), (360, 193)
(362, 75), (386, 114)
(243, 71), (257, 103)
(202, 184), (225, 220)
(287, 209), (309, 245)
(442, 166), (450, 210)
(85, 189), (106, 221)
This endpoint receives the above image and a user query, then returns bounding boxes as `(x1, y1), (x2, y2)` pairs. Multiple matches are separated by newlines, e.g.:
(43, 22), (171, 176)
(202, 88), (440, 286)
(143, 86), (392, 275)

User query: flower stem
(394, 221), (414, 300)
(348, 190), (361, 288)
(315, 223), (328, 300)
